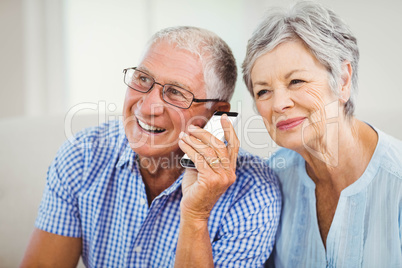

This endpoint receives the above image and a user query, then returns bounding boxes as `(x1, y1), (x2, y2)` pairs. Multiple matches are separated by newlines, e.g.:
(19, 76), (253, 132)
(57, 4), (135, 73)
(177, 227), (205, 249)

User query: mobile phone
(180, 111), (239, 169)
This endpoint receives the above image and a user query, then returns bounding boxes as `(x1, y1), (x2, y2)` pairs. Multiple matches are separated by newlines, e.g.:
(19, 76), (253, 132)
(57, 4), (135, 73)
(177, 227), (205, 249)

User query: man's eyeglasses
(123, 67), (221, 109)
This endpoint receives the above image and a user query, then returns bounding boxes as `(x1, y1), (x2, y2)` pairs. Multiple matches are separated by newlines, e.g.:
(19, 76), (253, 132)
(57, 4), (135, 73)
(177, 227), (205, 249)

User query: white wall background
(1, 0), (402, 157)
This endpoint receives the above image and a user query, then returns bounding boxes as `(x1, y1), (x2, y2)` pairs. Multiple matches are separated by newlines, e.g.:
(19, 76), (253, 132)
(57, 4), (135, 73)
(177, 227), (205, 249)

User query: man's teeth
(138, 120), (165, 132)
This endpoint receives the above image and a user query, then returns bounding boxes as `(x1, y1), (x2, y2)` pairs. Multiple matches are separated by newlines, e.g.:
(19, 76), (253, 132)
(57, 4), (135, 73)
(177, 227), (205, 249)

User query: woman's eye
(290, 79), (305, 85)
(256, 89), (272, 99)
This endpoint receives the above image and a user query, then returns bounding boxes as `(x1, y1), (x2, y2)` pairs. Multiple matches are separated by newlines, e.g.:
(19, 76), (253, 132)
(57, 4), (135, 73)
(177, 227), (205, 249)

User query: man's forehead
(136, 65), (197, 92)
(137, 42), (206, 94)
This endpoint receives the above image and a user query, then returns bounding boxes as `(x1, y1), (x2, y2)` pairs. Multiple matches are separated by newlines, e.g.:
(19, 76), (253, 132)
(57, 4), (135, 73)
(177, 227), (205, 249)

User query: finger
(182, 168), (198, 190)
(187, 120), (233, 170)
(187, 124), (226, 151)
(180, 131), (219, 164)
(187, 124), (229, 166)
(179, 133), (217, 171)
(221, 114), (240, 170)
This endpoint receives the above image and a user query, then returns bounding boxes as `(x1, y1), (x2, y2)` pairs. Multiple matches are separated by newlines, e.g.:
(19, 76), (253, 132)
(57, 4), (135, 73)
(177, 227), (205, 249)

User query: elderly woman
(242, 1), (402, 267)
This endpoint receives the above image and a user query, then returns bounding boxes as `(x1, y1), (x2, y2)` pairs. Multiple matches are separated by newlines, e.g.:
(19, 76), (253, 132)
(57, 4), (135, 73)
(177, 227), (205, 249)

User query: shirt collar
(161, 173), (183, 196)
(115, 122), (184, 195)
(116, 141), (135, 168)
(116, 122), (135, 169)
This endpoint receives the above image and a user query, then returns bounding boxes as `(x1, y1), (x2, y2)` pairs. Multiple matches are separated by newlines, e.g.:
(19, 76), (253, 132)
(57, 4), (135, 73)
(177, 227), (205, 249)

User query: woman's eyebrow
(253, 81), (270, 87)
(285, 69), (307, 79)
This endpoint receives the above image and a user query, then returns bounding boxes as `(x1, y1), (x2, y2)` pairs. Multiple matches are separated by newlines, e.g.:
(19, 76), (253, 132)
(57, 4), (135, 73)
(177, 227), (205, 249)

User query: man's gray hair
(242, 1), (359, 117)
(147, 26), (237, 107)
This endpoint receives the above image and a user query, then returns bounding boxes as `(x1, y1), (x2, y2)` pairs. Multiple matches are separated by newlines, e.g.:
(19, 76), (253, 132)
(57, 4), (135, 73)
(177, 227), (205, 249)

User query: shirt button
(134, 246), (142, 252)
(140, 198), (146, 205)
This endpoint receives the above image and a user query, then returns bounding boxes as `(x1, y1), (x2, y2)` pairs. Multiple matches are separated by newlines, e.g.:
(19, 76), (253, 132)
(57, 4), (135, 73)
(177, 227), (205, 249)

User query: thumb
(184, 168), (198, 178)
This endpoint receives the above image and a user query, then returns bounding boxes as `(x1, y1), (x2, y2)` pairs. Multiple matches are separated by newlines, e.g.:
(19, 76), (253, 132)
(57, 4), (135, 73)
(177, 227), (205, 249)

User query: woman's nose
(272, 89), (293, 113)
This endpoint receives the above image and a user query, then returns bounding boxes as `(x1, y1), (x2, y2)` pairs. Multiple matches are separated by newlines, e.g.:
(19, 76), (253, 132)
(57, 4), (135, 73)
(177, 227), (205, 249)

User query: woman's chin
(274, 136), (305, 152)
(270, 130), (303, 149)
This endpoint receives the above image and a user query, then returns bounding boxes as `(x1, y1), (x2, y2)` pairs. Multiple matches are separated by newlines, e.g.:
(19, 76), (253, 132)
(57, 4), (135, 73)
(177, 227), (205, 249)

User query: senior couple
(21, 1), (402, 267)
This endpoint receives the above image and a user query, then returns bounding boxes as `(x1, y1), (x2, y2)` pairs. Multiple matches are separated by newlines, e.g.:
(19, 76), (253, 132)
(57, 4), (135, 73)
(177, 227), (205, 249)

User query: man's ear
(211, 101), (231, 114)
(339, 61), (352, 103)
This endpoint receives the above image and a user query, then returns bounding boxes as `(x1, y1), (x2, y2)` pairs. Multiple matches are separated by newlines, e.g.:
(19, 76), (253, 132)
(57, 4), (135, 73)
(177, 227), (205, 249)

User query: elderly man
(21, 26), (281, 267)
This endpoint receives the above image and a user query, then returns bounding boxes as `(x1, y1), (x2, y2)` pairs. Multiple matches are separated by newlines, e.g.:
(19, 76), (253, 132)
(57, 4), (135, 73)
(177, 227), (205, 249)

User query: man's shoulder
(57, 120), (124, 159)
(235, 148), (279, 190)
(53, 121), (124, 172)
(213, 148), (281, 230)
(48, 120), (127, 196)
(66, 120), (123, 148)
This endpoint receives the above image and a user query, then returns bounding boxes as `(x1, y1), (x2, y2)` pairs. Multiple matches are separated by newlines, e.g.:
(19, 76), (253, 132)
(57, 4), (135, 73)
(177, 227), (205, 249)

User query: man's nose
(272, 89), (293, 113)
(138, 84), (165, 115)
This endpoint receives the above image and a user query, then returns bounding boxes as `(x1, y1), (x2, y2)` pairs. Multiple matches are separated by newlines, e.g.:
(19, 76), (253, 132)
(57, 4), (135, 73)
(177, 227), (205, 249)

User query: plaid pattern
(35, 121), (281, 267)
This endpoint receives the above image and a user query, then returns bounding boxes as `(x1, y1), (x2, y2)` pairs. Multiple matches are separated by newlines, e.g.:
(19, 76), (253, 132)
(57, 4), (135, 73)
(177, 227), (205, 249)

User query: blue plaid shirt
(35, 120), (281, 267)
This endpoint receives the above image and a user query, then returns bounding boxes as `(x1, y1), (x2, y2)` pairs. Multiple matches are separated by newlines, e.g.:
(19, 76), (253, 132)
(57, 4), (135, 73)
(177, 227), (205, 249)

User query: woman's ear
(339, 61), (352, 103)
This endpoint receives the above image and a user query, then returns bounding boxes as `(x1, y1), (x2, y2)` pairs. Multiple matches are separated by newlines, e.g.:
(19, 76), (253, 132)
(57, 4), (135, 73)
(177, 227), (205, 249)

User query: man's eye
(171, 89), (181, 95)
(165, 86), (189, 101)
(140, 76), (150, 83)
(167, 87), (183, 96)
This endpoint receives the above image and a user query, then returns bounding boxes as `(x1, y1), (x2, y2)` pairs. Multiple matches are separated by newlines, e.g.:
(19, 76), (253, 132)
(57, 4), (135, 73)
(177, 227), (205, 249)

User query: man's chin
(130, 142), (180, 157)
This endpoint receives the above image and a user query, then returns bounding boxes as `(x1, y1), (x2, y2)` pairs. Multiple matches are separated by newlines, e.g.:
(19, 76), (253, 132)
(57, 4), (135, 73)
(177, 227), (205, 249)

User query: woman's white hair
(242, 1), (359, 117)
(146, 26), (237, 107)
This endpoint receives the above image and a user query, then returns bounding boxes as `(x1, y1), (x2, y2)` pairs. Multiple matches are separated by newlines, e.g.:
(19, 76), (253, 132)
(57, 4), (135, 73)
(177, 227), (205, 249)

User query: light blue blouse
(267, 128), (402, 268)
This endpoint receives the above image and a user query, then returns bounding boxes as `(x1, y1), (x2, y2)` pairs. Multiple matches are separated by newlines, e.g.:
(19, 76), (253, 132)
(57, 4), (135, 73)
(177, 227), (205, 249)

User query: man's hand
(175, 114), (240, 267)
(179, 114), (239, 220)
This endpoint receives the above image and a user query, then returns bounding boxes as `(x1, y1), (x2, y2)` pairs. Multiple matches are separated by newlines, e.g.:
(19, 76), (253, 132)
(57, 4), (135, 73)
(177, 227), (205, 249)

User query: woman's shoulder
(377, 130), (402, 180)
(267, 148), (302, 172)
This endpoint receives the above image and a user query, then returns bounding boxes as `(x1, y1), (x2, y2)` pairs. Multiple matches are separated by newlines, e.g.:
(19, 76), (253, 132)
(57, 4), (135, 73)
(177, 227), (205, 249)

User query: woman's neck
(299, 118), (378, 190)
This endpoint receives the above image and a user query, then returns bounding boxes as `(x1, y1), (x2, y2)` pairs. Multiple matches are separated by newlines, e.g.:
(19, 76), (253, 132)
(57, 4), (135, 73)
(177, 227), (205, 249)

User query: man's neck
(138, 154), (184, 205)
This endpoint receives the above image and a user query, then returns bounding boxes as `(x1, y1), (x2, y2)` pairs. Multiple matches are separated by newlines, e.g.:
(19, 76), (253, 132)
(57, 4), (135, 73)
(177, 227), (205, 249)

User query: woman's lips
(276, 117), (306, 131)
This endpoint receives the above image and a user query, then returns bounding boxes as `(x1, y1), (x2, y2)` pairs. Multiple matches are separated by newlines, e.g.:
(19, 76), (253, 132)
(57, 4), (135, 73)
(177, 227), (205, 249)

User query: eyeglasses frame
(123, 67), (222, 109)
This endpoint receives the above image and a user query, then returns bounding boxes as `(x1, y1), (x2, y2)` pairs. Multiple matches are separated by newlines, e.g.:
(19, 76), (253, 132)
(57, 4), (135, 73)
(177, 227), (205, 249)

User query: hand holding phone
(180, 111), (239, 168)
(177, 110), (240, 247)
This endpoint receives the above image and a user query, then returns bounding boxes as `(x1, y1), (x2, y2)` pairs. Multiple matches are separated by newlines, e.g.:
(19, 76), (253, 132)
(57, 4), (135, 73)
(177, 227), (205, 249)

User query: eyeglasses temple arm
(192, 98), (221, 103)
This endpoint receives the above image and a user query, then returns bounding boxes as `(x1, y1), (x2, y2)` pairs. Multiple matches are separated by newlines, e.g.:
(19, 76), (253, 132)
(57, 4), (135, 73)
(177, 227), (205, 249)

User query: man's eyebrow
(136, 66), (151, 74)
(167, 81), (191, 91)
(137, 66), (192, 91)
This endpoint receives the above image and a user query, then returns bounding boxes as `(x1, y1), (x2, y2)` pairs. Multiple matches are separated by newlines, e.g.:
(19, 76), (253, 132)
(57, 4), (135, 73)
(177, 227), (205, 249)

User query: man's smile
(137, 119), (166, 133)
